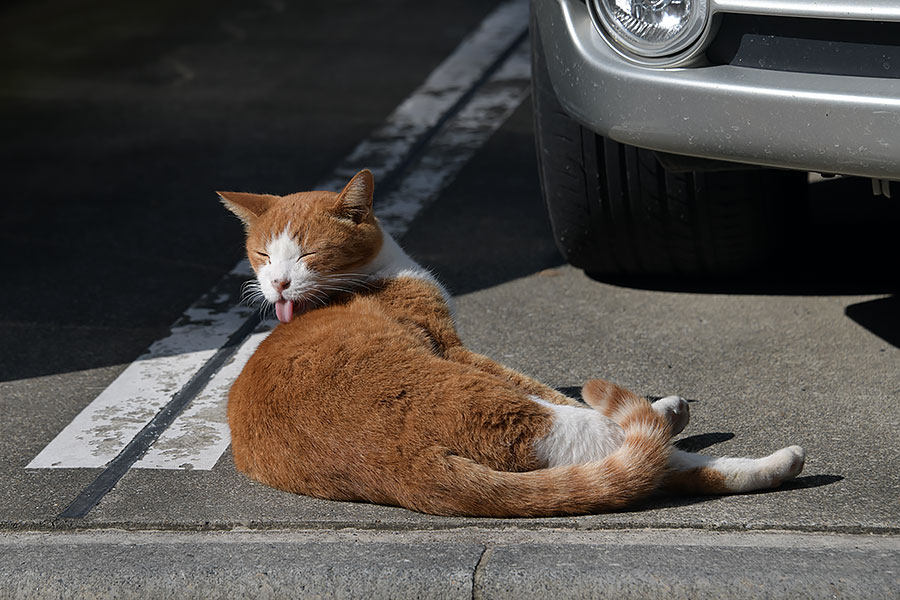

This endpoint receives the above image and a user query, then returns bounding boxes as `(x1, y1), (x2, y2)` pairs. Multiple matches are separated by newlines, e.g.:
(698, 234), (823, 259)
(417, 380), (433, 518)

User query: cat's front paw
(652, 395), (690, 436)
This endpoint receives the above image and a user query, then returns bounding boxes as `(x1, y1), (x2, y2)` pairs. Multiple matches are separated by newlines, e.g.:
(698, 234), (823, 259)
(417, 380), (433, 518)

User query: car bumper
(533, 0), (900, 179)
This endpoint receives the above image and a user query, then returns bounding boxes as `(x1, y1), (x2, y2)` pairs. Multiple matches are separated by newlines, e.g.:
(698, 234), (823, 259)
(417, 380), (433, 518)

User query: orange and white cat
(219, 169), (805, 517)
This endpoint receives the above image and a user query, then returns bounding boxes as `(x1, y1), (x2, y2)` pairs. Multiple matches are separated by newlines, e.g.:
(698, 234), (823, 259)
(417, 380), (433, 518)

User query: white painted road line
(377, 42), (531, 236)
(27, 263), (256, 469)
(28, 0), (531, 472)
(135, 330), (270, 470)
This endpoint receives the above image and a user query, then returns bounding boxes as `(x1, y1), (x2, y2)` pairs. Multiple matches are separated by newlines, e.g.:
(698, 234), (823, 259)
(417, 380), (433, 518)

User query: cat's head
(219, 169), (383, 323)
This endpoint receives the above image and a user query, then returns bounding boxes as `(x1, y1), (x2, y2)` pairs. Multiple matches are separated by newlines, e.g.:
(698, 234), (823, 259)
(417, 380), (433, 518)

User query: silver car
(531, 0), (900, 274)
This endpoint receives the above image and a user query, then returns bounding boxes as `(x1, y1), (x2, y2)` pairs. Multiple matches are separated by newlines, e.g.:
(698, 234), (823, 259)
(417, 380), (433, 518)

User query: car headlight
(591, 0), (709, 59)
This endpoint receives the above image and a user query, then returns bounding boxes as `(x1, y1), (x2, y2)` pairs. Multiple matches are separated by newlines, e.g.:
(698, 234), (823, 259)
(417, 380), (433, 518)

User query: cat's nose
(272, 278), (291, 293)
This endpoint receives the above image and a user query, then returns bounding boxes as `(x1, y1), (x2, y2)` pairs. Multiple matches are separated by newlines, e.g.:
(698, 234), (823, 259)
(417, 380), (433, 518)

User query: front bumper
(534, 0), (900, 179)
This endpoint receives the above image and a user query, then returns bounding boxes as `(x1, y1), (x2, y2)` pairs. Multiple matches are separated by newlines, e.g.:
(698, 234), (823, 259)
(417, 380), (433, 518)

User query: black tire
(531, 22), (806, 275)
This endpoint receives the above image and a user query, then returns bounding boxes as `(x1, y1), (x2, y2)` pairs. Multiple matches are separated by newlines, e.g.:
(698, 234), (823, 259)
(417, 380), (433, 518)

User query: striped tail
(400, 383), (672, 517)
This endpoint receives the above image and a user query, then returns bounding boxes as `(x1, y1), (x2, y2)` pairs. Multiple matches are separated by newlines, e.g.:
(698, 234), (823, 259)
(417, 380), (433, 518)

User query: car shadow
(845, 295), (900, 349)
(590, 176), (899, 298)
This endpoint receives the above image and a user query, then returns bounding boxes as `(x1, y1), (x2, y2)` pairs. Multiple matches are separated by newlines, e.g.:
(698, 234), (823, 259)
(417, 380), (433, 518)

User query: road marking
(27, 263), (256, 469)
(29, 0), (531, 478)
(57, 314), (263, 518)
(377, 43), (530, 236)
(135, 330), (269, 470)
(314, 0), (528, 195)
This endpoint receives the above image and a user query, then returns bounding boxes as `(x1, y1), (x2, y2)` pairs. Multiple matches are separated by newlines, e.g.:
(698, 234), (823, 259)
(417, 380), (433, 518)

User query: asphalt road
(1, 0), (898, 596)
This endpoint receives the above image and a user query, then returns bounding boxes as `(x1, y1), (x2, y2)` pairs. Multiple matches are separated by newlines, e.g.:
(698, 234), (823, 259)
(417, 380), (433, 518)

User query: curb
(2, 528), (898, 599)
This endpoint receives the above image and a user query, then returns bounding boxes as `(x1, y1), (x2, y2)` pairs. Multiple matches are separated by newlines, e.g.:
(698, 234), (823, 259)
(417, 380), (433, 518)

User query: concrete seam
(17, 519), (899, 536)
(472, 544), (493, 600)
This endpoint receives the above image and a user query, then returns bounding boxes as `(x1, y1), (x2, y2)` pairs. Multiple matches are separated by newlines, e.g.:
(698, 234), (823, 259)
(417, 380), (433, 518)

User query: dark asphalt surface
(0, 0), (500, 383)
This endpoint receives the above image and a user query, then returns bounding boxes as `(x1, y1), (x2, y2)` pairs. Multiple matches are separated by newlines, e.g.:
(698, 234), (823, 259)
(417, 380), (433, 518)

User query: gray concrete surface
(1, 529), (898, 599)
(2, 0), (899, 597)
(474, 531), (900, 599)
(0, 531), (481, 599)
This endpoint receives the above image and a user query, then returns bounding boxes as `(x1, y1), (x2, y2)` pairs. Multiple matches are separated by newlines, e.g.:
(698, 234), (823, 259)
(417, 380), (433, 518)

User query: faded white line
(135, 330), (269, 470)
(377, 43), (531, 236)
(28, 0), (530, 471)
(314, 0), (528, 192)
(27, 262), (255, 468)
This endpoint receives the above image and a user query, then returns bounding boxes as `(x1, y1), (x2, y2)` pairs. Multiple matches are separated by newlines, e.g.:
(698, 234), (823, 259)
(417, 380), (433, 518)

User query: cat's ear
(334, 169), (374, 224)
(217, 191), (277, 229)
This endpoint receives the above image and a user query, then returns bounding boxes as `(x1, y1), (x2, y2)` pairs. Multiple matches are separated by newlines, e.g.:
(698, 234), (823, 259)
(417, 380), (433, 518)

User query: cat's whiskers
(239, 279), (280, 322)
(304, 289), (330, 310)
(317, 284), (361, 294)
(241, 281), (267, 306)
(240, 279), (261, 296)
(241, 290), (265, 306)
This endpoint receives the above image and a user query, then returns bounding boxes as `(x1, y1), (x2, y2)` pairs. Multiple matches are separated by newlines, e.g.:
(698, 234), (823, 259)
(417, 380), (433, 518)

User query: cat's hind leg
(444, 347), (583, 407)
(651, 396), (689, 436)
(665, 446), (805, 494)
(582, 379), (689, 436)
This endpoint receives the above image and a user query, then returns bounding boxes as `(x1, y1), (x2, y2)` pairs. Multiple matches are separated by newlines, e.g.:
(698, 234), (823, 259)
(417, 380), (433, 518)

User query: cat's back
(233, 293), (427, 401)
(228, 284), (450, 432)
(226, 287), (458, 498)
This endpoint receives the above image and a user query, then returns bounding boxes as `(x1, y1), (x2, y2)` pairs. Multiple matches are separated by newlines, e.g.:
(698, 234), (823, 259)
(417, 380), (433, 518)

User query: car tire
(531, 23), (807, 275)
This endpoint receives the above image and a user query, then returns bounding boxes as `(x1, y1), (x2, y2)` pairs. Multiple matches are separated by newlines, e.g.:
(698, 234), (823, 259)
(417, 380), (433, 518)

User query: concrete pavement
(2, 529), (898, 598)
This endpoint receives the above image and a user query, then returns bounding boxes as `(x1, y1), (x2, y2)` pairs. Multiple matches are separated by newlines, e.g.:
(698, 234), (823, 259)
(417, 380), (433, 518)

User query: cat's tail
(402, 390), (672, 517)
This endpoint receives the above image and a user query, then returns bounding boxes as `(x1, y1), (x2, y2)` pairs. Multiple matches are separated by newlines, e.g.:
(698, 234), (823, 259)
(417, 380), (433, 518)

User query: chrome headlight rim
(589, 0), (712, 64)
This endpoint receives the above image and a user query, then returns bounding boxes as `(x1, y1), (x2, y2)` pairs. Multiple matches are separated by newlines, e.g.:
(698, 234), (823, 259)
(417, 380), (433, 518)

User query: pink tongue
(275, 299), (294, 323)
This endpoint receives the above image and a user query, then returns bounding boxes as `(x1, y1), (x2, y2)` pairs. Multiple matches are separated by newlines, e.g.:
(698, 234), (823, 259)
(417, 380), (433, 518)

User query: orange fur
(219, 170), (805, 516)
(665, 466), (730, 495)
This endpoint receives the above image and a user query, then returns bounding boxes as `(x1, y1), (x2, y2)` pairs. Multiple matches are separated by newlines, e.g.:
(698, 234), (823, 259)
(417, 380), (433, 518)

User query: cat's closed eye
(297, 251), (316, 262)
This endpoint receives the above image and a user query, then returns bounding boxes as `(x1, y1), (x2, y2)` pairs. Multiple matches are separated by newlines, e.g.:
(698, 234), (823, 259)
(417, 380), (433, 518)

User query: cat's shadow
(673, 432), (734, 452)
(637, 474), (845, 513)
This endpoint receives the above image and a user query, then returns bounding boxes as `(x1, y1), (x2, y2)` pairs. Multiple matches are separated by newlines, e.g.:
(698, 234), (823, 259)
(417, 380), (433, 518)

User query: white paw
(765, 445), (806, 487)
(652, 395), (690, 435)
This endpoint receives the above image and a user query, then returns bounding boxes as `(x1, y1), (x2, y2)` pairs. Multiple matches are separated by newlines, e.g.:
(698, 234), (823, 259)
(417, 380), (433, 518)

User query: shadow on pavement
(674, 432), (736, 453)
(780, 474), (845, 490)
(638, 474), (845, 513)
(845, 295), (900, 349)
